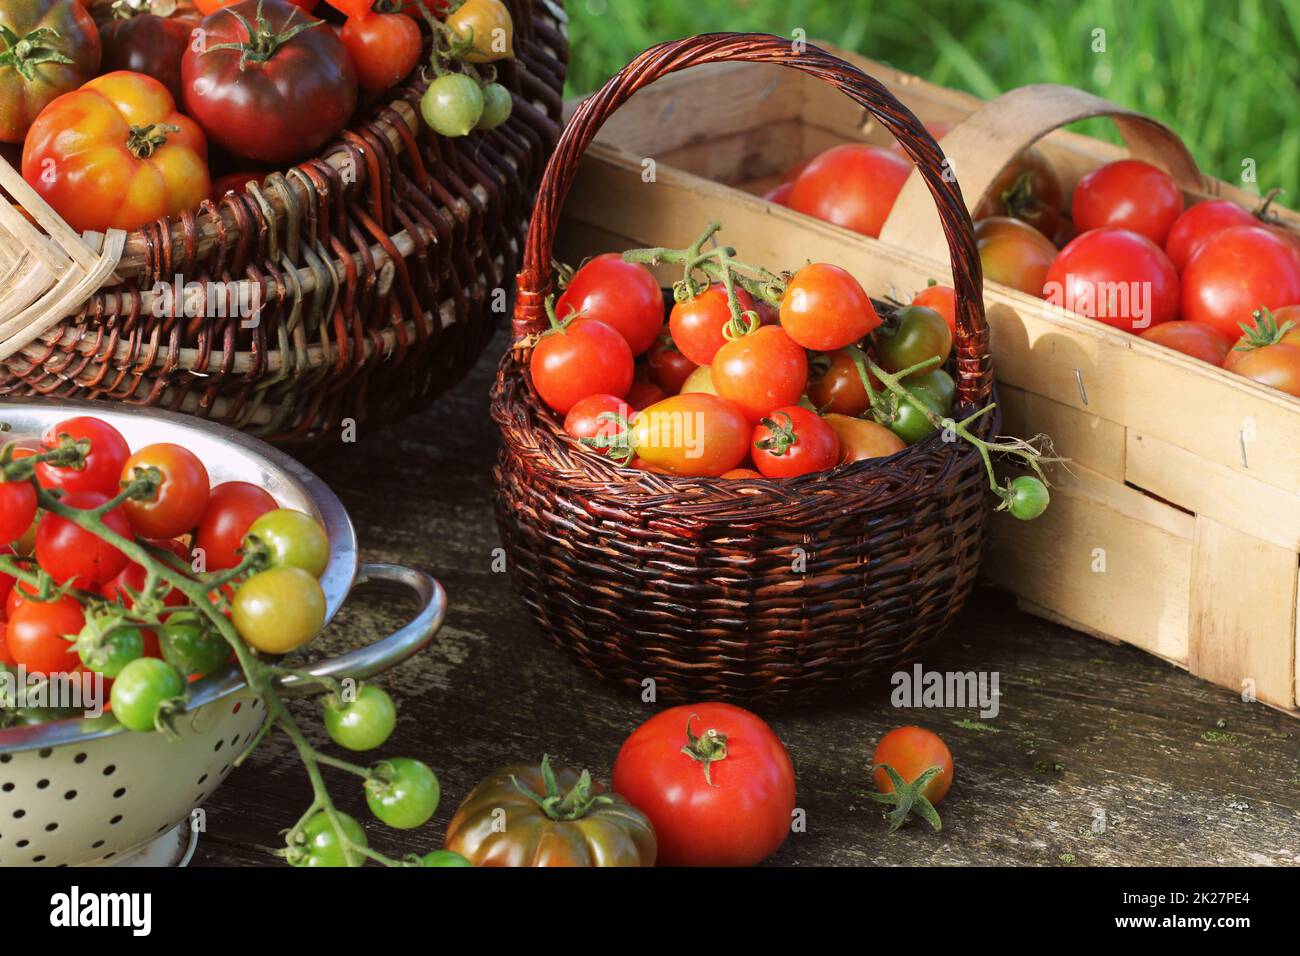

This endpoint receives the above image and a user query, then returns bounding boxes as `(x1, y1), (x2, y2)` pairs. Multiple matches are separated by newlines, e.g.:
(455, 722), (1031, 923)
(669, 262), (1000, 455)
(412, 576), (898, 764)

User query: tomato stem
(0, 26), (76, 83)
(868, 763), (944, 832)
(511, 754), (613, 820)
(681, 713), (728, 787)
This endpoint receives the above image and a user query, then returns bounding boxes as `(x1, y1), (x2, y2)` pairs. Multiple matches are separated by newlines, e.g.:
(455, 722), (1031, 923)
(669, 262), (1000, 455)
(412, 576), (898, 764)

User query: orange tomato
(911, 283), (957, 338)
(22, 71), (210, 233)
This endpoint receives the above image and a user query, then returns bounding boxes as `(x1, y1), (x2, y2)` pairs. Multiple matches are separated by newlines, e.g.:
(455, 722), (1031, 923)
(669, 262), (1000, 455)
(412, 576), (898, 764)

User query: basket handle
(514, 33), (993, 407)
(878, 83), (1204, 263)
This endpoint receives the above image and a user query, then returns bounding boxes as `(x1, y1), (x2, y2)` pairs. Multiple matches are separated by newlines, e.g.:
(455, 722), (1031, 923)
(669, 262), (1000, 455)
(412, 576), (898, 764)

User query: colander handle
(272, 563), (446, 695)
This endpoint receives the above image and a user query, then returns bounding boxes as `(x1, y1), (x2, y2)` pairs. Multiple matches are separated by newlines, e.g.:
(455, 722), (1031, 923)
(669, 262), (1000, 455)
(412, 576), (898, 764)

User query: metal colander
(0, 401), (445, 867)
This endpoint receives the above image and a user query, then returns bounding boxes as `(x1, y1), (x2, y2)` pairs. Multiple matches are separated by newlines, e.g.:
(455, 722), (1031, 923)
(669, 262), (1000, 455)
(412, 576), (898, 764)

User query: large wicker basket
(0, 0), (567, 442)
(491, 33), (996, 707)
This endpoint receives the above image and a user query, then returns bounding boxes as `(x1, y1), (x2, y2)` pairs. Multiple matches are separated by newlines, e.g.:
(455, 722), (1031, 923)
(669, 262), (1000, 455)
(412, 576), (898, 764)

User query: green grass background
(564, 0), (1300, 200)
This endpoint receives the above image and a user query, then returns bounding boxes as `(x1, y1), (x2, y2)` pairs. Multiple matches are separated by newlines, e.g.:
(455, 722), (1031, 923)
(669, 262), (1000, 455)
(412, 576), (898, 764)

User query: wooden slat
(658, 119), (805, 188)
(997, 383), (1126, 482)
(1188, 517), (1299, 710)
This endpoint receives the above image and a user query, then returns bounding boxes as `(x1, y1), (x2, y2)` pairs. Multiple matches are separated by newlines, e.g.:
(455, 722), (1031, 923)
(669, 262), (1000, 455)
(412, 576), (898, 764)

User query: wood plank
(1126, 430), (1300, 552)
(1188, 517), (1299, 710)
(658, 119), (805, 187)
(997, 383), (1126, 482)
(985, 463), (1193, 664)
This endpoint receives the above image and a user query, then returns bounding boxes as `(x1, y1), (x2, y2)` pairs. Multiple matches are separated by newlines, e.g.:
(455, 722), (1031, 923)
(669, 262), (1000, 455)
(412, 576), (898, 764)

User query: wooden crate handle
(513, 33), (993, 408)
(878, 84), (1204, 266)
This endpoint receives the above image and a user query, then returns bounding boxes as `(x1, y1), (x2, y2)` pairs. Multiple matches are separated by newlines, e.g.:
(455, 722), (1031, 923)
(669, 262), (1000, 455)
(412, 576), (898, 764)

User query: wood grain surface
(193, 329), (1300, 867)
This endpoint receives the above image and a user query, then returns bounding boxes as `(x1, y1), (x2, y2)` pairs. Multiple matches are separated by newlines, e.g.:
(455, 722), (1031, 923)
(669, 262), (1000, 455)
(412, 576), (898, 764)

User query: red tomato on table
(612, 702), (796, 867)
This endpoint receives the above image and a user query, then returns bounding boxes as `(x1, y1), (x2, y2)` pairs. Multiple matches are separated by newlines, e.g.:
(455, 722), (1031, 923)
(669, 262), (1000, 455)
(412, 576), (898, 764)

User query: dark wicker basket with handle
(491, 33), (994, 707)
(0, 0), (567, 443)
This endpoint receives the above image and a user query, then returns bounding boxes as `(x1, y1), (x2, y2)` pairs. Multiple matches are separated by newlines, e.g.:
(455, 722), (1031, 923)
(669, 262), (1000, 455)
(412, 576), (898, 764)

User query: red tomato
(669, 283), (756, 367)
(36, 416), (131, 496)
(624, 381), (667, 410)
(530, 317), (634, 414)
(873, 725), (953, 805)
(120, 443), (211, 540)
(1225, 305), (1300, 371)
(195, 482), (278, 571)
(1139, 321), (1232, 365)
(556, 254), (664, 356)
(1043, 228), (1179, 332)
(1233, 343), (1300, 397)
(563, 394), (632, 458)
(6, 594), (85, 675)
(779, 263), (880, 350)
(762, 180), (794, 206)
(1164, 199), (1255, 273)
(629, 394), (751, 477)
(6, 579), (37, 620)
(751, 407), (840, 478)
(612, 703), (797, 867)
(710, 326), (809, 422)
(340, 12), (422, 96)
(1071, 159), (1184, 246)
(101, 555), (187, 612)
(788, 144), (911, 238)
(36, 492), (132, 586)
(911, 284), (957, 338)
(646, 331), (698, 394)
(1181, 225), (1300, 340)
(0, 622), (11, 666)
(975, 216), (1058, 296)
(0, 478), (37, 544)
(0, 544), (15, 614)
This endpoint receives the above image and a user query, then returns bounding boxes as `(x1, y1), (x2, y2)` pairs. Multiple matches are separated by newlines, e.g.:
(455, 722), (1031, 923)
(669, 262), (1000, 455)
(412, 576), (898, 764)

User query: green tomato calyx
(511, 754), (613, 822)
(867, 763), (945, 833)
(681, 713), (728, 788)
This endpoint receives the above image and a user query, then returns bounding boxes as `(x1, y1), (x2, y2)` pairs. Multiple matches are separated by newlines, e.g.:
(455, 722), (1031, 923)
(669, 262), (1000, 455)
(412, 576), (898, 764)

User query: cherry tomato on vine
(563, 394), (633, 459)
(288, 811), (367, 867)
(111, 656), (186, 731)
(973, 147), (1063, 240)
(6, 579), (37, 620)
(120, 443), (210, 540)
(6, 595), (84, 675)
(1164, 199), (1255, 273)
(1044, 228), (1179, 332)
(195, 482), (278, 571)
(1181, 225), (1300, 340)
(36, 492), (132, 586)
(420, 72), (484, 136)
(629, 394), (751, 477)
(911, 283), (957, 337)
(751, 407), (840, 478)
(907, 368), (956, 415)
(1138, 321), (1231, 366)
(244, 509), (330, 578)
(0, 478), (37, 544)
(0, 545), (15, 614)
(1071, 159), (1184, 246)
(160, 612), (229, 679)
(78, 624), (145, 679)
(36, 417), (130, 496)
(669, 283), (757, 366)
(612, 702), (797, 867)
(885, 381), (950, 446)
(875, 305), (952, 374)
(872, 726), (953, 805)
(974, 216), (1057, 297)
(780, 263), (880, 351)
(420, 849), (472, 867)
(445, 0), (515, 63)
(0, 623), (11, 667)
(324, 684), (398, 751)
(711, 325), (809, 422)
(788, 143), (910, 238)
(341, 12), (422, 96)
(101, 553), (186, 617)
(823, 415), (906, 463)
(232, 567), (326, 654)
(807, 349), (872, 416)
(646, 331), (698, 394)
(530, 317), (634, 414)
(1005, 475), (1050, 521)
(556, 254), (664, 356)
(365, 757), (440, 829)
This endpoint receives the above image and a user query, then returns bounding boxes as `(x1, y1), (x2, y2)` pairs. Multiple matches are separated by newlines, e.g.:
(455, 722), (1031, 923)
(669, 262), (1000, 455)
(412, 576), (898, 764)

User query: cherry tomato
(872, 726), (953, 804)
(1138, 321), (1231, 366)
(886, 379), (950, 446)
(974, 216), (1057, 297)
(720, 468), (763, 479)
(7, 594), (84, 675)
(195, 482), (278, 571)
(0, 622), (11, 666)
(0, 478), (37, 544)
(669, 283), (756, 366)
(779, 263), (880, 351)
(101, 557), (186, 616)
(808, 349), (871, 416)
(1071, 159), (1184, 246)
(911, 283), (957, 338)
(324, 683), (397, 751)
(563, 394), (633, 459)
(875, 305), (953, 374)
(1164, 199), (1255, 272)
(823, 414), (906, 463)
(0, 545), (15, 614)
(365, 757), (440, 829)
(111, 656), (186, 732)
(973, 146), (1063, 240)
(420, 72), (483, 136)
(1232, 343), (1300, 398)
(120, 443), (210, 540)
(788, 144), (911, 238)
(646, 331), (698, 394)
(629, 394), (751, 477)
(710, 326), (809, 422)
(612, 702), (797, 867)
(751, 407), (840, 478)
(287, 811), (367, 868)
(244, 509), (330, 578)
(445, 0), (515, 63)
(1006, 475), (1050, 520)
(1181, 225), (1300, 340)
(160, 612), (229, 679)
(232, 567), (326, 654)
(1044, 228), (1179, 332)
(36, 416), (130, 496)
(78, 623), (145, 679)
(341, 12), (422, 96)
(530, 317), (634, 414)
(420, 850), (472, 867)
(556, 254), (664, 356)
(624, 381), (667, 410)
(36, 492), (132, 586)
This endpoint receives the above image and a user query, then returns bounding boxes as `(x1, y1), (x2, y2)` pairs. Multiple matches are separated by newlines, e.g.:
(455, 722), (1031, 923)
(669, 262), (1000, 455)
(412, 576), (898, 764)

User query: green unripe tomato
(161, 612), (230, 679)
(245, 508), (330, 577)
(905, 367), (956, 416)
(876, 306), (953, 374)
(475, 82), (513, 130)
(78, 625), (144, 679)
(1006, 475), (1050, 520)
(110, 657), (185, 733)
(324, 684), (397, 752)
(421, 73), (485, 137)
(421, 849), (473, 867)
(232, 567), (326, 655)
(365, 758), (440, 830)
(288, 811), (368, 868)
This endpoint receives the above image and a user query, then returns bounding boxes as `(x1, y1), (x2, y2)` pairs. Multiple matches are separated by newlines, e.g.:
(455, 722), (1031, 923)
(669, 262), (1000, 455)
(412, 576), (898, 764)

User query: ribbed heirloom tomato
(779, 263), (880, 350)
(22, 71), (210, 233)
(556, 254), (664, 356)
(0, 0), (102, 143)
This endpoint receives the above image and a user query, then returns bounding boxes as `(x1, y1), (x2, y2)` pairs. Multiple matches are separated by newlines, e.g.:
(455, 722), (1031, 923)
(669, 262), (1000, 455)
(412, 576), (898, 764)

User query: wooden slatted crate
(554, 45), (1300, 714)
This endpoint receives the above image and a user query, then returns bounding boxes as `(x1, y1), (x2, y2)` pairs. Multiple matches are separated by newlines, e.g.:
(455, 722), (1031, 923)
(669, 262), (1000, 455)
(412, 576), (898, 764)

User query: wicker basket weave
(0, 0), (568, 442)
(491, 33), (997, 707)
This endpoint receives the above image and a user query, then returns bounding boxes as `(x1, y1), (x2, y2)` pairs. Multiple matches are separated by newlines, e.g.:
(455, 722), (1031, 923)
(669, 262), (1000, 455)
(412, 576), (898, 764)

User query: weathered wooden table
(196, 332), (1300, 867)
